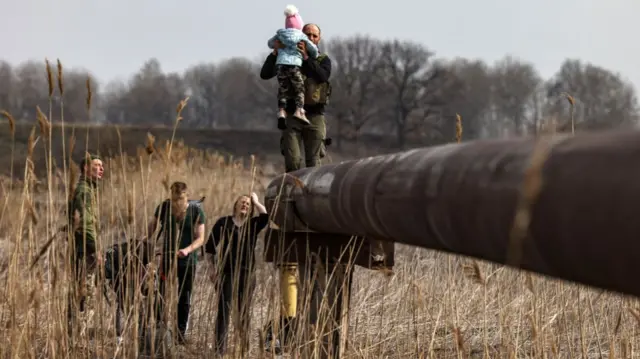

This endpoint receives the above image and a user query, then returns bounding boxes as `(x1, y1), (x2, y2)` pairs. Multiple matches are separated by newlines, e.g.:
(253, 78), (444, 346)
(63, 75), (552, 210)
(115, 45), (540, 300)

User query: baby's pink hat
(284, 5), (304, 30)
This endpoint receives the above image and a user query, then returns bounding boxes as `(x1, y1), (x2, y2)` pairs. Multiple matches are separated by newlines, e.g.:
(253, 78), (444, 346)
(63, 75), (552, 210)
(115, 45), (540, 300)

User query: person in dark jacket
(204, 192), (269, 357)
(260, 23), (332, 173)
(259, 22), (331, 354)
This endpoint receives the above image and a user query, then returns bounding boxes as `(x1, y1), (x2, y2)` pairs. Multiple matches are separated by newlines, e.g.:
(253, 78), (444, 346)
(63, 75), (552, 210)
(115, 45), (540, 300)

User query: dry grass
(1, 63), (640, 359)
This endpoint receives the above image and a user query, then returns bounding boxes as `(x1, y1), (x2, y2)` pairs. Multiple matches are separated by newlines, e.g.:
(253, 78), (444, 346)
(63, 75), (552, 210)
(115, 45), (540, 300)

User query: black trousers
(157, 260), (195, 338)
(214, 268), (255, 356)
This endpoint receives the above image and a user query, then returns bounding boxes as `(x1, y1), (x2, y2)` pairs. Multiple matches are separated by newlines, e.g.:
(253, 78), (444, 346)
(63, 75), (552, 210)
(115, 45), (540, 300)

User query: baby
(268, 4), (318, 129)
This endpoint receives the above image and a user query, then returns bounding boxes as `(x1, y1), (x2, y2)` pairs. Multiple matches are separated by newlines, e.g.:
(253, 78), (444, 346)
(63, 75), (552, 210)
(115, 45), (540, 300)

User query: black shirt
(205, 213), (269, 273)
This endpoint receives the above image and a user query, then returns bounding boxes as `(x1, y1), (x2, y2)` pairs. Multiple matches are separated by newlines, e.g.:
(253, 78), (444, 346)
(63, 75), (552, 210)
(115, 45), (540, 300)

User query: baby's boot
(293, 108), (310, 125)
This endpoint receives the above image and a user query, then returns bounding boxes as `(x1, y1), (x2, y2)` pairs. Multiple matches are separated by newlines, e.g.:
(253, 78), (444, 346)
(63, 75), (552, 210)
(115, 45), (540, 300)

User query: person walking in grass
(204, 192), (270, 357)
(67, 153), (105, 339)
(148, 181), (207, 345)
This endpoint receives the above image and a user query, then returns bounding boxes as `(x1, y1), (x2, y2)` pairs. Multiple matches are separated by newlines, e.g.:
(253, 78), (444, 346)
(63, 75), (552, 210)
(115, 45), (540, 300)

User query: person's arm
(148, 204), (162, 243)
(205, 217), (224, 256)
(250, 192), (270, 231)
(71, 183), (92, 233)
(71, 191), (83, 233)
(260, 53), (278, 80)
(267, 33), (278, 49)
(205, 217), (225, 282)
(251, 192), (267, 214)
(302, 54), (331, 83)
(302, 36), (319, 59)
(205, 228), (216, 256)
(182, 207), (207, 255)
(186, 223), (205, 253)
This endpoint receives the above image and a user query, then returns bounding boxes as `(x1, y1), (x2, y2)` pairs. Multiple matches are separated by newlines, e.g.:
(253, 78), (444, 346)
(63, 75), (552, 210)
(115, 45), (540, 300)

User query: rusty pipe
(265, 129), (640, 298)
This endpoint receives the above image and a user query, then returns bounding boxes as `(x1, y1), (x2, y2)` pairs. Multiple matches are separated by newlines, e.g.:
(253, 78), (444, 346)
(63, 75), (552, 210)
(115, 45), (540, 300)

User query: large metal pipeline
(264, 129), (640, 298)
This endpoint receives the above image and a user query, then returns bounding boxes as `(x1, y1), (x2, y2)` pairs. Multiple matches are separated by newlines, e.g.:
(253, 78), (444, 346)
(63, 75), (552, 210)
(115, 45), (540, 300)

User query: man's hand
(94, 253), (104, 268)
(297, 41), (308, 60)
(272, 39), (285, 55)
(177, 248), (191, 258)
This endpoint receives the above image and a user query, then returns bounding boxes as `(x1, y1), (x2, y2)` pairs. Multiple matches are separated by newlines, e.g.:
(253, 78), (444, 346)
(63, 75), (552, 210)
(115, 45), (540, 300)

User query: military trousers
(280, 112), (327, 172)
(67, 238), (98, 338)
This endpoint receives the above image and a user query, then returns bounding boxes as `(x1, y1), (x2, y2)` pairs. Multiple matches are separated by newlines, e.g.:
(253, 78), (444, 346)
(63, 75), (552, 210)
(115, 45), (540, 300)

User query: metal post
(263, 228), (390, 358)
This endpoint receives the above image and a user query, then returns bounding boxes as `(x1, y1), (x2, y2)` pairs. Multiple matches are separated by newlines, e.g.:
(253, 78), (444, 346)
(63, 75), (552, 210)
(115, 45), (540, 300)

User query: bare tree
(377, 40), (451, 148)
(3, 33), (639, 152)
(52, 69), (101, 123)
(123, 58), (187, 126)
(14, 60), (49, 121)
(183, 63), (219, 128)
(490, 56), (542, 136)
(102, 80), (128, 124)
(441, 58), (493, 140)
(326, 35), (384, 148)
(214, 57), (273, 129)
(0, 61), (17, 115)
(547, 59), (639, 131)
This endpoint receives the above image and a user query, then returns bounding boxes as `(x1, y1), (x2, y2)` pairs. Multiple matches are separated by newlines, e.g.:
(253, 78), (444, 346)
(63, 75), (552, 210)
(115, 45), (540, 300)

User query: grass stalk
(0, 76), (638, 359)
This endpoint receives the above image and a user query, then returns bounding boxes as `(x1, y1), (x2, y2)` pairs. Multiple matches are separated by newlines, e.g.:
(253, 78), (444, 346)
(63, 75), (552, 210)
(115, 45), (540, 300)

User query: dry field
(1, 67), (640, 359)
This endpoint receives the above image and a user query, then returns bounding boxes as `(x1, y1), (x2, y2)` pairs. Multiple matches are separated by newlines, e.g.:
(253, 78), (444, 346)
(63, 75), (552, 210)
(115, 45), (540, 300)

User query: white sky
(2, 0), (639, 92)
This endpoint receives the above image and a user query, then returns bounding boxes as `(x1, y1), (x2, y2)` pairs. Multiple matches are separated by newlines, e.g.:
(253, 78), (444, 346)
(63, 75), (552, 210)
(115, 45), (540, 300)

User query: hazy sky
(2, 0), (640, 92)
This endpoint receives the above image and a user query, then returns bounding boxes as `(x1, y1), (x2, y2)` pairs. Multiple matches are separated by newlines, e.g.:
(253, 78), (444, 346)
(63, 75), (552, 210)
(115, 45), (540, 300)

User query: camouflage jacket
(70, 176), (99, 246)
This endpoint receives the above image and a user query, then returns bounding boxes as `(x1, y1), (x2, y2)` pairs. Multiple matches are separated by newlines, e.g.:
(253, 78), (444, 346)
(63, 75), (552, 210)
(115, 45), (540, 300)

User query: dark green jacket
(70, 175), (98, 254)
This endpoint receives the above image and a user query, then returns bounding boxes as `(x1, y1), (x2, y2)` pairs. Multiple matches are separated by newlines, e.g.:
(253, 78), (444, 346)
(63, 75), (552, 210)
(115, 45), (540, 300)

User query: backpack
(104, 240), (155, 292)
(103, 241), (130, 284)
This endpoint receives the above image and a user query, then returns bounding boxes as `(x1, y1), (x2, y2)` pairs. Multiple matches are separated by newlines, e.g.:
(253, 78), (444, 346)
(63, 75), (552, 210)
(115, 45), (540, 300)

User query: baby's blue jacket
(268, 28), (318, 67)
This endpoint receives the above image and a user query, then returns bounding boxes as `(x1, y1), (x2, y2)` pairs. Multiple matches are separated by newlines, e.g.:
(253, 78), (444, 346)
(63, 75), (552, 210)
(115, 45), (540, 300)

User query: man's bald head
(303, 23), (321, 45)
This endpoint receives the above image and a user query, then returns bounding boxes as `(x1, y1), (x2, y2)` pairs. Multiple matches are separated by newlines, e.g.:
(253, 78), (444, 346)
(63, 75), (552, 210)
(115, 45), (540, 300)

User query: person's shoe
(292, 108), (310, 125)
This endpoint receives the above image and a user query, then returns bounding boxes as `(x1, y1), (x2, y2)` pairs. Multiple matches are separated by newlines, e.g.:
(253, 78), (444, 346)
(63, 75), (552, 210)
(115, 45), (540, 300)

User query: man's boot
(277, 109), (287, 130)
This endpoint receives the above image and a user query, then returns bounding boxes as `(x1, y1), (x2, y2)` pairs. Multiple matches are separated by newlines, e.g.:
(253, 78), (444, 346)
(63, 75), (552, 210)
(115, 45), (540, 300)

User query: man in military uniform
(67, 153), (105, 338)
(259, 23), (332, 354)
(260, 23), (332, 172)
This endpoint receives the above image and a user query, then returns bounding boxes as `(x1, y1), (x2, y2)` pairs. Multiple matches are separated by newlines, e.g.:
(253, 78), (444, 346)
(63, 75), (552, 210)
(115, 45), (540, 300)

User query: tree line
(1, 35), (638, 149)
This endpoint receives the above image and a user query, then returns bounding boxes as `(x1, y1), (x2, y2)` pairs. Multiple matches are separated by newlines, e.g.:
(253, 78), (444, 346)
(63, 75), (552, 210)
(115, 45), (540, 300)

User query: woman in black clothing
(204, 192), (270, 357)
